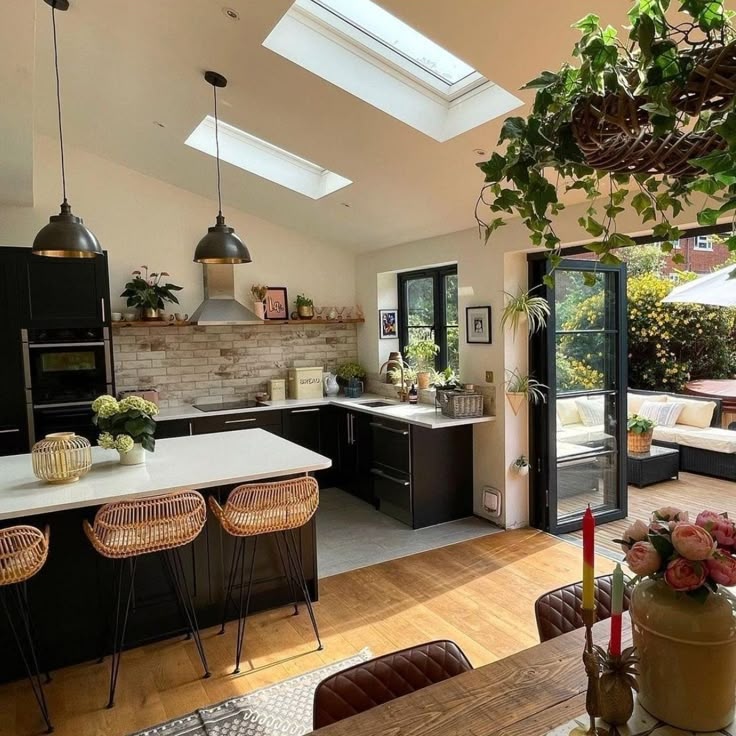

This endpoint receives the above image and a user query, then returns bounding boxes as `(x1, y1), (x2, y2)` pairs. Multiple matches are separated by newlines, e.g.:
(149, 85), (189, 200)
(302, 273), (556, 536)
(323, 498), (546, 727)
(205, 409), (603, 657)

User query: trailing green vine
(476, 0), (736, 285)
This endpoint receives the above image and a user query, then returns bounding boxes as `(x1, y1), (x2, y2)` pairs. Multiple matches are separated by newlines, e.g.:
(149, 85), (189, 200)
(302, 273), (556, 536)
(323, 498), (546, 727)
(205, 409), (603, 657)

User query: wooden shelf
(111, 318), (365, 327)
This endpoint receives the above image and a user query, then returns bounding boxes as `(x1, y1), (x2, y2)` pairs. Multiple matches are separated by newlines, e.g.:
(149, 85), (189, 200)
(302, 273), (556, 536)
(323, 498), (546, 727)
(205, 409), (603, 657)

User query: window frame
(398, 264), (458, 372)
(694, 235), (713, 251)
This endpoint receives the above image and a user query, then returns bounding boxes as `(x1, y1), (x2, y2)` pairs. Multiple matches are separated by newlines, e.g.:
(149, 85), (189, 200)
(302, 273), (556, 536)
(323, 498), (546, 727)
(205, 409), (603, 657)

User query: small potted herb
(404, 340), (440, 390)
(121, 265), (182, 320)
(627, 414), (656, 454)
(505, 369), (547, 416)
(512, 455), (531, 476)
(296, 294), (314, 320)
(251, 284), (268, 320)
(432, 367), (461, 394)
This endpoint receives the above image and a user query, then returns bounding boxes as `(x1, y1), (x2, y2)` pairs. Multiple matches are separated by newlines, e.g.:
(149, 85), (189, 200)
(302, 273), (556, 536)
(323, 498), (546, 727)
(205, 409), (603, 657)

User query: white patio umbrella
(662, 264), (736, 307)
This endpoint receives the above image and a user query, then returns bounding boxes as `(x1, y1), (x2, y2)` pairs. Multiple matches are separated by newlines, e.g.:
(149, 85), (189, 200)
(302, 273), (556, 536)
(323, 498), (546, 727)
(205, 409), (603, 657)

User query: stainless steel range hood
(190, 264), (262, 325)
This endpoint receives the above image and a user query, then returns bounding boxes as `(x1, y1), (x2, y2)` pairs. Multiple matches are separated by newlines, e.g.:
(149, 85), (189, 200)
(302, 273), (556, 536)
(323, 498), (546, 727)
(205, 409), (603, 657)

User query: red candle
(582, 506), (595, 610)
(609, 563), (624, 657)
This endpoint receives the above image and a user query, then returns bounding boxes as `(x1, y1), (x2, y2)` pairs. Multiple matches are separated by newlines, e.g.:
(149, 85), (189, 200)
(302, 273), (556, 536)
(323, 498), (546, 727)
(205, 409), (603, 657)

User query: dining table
(686, 378), (736, 428)
(310, 615), (633, 736)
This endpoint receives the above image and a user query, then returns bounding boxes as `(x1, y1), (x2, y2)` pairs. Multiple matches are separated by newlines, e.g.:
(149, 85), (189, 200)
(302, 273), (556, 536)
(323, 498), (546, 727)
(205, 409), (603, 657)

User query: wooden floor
(0, 529), (614, 736)
(567, 471), (736, 558)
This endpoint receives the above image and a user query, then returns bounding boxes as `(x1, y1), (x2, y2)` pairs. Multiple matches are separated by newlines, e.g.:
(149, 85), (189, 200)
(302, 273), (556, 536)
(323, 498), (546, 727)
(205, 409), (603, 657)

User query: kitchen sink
(359, 400), (394, 408)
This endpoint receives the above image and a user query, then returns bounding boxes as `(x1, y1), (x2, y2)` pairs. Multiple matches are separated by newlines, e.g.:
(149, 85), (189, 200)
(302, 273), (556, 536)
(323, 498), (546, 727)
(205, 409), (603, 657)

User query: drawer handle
(369, 422), (409, 436)
(224, 418), (257, 425)
(0, 428), (20, 435)
(290, 408), (320, 414)
(371, 468), (410, 486)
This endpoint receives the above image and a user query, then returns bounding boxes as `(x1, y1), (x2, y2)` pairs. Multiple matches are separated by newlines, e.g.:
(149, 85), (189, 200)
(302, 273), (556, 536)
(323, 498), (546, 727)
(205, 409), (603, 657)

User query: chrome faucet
(379, 356), (409, 402)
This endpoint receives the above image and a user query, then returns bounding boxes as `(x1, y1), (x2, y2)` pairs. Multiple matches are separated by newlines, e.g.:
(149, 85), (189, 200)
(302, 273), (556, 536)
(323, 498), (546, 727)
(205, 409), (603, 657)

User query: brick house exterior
(663, 235), (731, 275)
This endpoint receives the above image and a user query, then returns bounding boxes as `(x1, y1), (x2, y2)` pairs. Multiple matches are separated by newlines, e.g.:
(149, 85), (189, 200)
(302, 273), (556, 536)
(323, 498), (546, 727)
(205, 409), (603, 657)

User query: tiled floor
(317, 486), (501, 577)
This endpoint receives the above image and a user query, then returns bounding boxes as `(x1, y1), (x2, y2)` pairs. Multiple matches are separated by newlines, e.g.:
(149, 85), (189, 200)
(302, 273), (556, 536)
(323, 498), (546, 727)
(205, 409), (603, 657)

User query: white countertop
(157, 394), (495, 430)
(0, 429), (331, 521)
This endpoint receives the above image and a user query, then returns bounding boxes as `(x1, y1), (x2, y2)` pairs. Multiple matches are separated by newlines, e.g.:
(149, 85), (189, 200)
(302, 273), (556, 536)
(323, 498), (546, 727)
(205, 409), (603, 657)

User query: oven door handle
(33, 401), (93, 412)
(28, 341), (106, 348)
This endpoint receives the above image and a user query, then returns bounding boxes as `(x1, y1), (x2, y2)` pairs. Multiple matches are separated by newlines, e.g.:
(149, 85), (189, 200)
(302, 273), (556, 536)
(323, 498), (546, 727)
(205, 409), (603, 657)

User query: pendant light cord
(51, 6), (68, 205)
(213, 83), (223, 217)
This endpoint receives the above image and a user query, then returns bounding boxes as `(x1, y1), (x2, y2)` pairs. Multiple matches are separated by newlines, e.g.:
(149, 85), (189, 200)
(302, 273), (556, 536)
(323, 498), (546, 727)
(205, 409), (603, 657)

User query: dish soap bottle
(409, 384), (418, 404)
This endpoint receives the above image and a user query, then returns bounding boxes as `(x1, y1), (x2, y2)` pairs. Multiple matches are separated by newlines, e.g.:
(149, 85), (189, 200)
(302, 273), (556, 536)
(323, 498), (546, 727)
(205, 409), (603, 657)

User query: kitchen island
(0, 430), (330, 683)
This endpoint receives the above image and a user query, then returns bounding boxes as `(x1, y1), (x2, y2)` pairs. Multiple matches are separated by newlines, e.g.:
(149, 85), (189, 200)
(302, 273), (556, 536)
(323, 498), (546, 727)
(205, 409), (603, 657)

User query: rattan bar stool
(209, 476), (323, 674)
(83, 490), (210, 708)
(0, 525), (53, 733)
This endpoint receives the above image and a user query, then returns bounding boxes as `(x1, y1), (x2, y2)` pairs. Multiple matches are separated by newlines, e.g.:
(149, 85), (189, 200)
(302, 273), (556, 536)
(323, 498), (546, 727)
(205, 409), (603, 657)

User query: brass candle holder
(581, 607), (602, 736)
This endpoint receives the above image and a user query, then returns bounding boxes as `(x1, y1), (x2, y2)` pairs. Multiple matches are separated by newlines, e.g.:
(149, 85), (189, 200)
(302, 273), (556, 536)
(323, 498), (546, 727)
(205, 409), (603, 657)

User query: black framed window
(398, 265), (458, 372)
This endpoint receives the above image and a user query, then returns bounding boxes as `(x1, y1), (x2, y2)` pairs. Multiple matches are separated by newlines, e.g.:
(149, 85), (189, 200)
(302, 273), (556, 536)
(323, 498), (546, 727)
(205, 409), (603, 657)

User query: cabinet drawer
(0, 427), (25, 457)
(370, 418), (410, 473)
(155, 418), (193, 439)
(192, 410), (282, 435)
(371, 465), (411, 525)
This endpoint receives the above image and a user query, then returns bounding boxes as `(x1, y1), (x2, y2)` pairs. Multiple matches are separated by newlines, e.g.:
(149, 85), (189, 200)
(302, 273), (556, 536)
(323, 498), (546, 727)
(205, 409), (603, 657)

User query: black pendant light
(193, 71), (251, 265)
(33, 0), (102, 259)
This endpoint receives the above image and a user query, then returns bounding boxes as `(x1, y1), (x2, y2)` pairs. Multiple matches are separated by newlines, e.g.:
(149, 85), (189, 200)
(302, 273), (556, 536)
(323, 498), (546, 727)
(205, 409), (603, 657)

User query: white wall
(0, 136), (357, 315)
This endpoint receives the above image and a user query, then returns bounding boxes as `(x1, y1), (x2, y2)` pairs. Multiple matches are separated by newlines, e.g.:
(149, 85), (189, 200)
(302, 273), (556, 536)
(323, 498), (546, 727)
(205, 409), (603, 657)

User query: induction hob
(193, 399), (259, 412)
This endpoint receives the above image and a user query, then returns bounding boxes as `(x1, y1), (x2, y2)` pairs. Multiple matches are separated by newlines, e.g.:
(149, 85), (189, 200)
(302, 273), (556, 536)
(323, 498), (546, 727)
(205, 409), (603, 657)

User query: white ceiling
(6, 0), (631, 252)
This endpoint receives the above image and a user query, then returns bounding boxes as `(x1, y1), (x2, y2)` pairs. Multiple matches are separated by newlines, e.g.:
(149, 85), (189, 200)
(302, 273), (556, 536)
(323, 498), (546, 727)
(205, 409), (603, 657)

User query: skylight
(313, 0), (475, 85)
(263, 0), (523, 142)
(185, 116), (352, 200)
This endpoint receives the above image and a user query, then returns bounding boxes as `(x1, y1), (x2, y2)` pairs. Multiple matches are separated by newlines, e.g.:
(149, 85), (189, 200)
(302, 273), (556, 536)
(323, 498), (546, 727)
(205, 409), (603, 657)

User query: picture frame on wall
(264, 287), (289, 320)
(379, 309), (398, 339)
(466, 306), (492, 344)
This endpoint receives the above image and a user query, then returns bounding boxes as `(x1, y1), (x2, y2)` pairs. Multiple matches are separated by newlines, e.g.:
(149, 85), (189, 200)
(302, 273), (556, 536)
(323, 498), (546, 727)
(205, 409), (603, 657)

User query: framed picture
(466, 306), (492, 344)
(264, 287), (289, 320)
(379, 309), (398, 339)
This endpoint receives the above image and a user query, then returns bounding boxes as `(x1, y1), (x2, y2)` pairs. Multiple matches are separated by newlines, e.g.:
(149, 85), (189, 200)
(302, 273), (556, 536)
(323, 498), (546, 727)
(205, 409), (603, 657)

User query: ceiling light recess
(263, 0), (522, 142)
(186, 116), (352, 200)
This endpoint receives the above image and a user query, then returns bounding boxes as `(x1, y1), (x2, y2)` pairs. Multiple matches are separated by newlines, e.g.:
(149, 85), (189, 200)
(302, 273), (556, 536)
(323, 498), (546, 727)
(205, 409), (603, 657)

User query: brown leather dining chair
(534, 574), (632, 643)
(313, 640), (473, 729)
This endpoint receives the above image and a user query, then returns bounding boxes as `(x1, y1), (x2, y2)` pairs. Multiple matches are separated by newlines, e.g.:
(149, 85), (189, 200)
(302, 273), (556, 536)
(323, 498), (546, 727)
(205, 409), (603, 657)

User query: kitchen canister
(269, 378), (287, 402)
(32, 432), (92, 484)
(288, 367), (324, 399)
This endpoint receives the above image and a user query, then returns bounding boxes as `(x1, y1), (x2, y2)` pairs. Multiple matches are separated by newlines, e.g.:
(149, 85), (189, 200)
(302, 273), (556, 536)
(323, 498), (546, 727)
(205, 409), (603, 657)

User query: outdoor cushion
(666, 398), (717, 429)
(654, 425), (736, 454)
(639, 400), (684, 427)
(575, 397), (605, 427)
(557, 441), (596, 459)
(557, 398), (581, 426)
(628, 392), (667, 415)
(558, 423), (613, 445)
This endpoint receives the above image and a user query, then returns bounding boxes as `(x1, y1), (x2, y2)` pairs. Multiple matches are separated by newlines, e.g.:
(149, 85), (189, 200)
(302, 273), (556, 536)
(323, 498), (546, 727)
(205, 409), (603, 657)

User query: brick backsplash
(112, 323), (358, 408)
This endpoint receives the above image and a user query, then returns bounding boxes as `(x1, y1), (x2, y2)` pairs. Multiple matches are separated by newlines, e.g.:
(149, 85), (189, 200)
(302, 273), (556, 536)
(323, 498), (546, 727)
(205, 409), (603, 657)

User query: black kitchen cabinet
(0, 248), (29, 455)
(337, 409), (374, 503)
(155, 418), (193, 438)
(22, 250), (111, 328)
(283, 407), (321, 453)
(192, 410), (283, 436)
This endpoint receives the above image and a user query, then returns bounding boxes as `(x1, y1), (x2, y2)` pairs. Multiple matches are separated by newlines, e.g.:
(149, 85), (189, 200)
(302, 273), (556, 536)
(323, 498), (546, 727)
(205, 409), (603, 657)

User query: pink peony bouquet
(616, 507), (736, 601)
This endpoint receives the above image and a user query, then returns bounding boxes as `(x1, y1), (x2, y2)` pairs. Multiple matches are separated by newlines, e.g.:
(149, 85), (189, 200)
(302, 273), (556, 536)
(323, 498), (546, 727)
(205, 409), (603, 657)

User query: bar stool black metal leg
(160, 552), (191, 642)
(17, 581), (52, 684)
(283, 530), (323, 651)
(107, 557), (137, 709)
(219, 538), (241, 634)
(1, 586), (54, 733)
(233, 535), (258, 675)
(164, 548), (211, 679)
(274, 533), (299, 616)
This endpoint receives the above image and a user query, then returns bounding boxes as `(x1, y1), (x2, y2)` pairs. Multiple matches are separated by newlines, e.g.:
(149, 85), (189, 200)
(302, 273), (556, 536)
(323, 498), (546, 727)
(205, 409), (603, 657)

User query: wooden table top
(686, 379), (736, 411)
(311, 615), (633, 736)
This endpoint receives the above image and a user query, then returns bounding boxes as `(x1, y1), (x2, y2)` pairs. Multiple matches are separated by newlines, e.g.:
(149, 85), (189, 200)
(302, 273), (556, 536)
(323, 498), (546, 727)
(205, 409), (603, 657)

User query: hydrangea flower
(92, 395), (118, 414)
(118, 396), (159, 416)
(97, 432), (116, 450)
(114, 434), (135, 454)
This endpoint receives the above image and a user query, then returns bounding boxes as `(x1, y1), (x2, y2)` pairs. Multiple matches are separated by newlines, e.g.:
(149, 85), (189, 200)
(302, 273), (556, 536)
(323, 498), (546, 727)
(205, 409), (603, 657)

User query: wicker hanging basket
(572, 93), (726, 177)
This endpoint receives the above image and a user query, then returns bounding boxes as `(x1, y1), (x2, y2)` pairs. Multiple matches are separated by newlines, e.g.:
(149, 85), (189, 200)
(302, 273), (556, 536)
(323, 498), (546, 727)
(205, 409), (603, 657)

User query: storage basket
(628, 429), (653, 454)
(436, 390), (484, 419)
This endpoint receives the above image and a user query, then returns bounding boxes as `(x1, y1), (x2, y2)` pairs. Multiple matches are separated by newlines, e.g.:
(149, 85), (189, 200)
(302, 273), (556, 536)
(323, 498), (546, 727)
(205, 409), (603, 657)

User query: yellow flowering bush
(92, 393), (158, 453)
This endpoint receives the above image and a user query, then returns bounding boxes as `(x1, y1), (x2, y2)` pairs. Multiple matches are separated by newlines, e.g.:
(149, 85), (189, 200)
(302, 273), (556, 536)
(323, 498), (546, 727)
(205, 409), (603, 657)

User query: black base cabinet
(0, 485), (317, 684)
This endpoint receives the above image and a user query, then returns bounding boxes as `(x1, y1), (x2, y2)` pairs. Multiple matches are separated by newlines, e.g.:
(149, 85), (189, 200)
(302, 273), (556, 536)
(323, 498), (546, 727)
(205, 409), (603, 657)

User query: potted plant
(336, 362), (366, 386)
(512, 455), (531, 476)
(404, 340), (440, 390)
(617, 507), (736, 731)
(627, 414), (656, 454)
(250, 284), (268, 320)
(501, 288), (550, 337)
(120, 265), (182, 320)
(432, 367), (461, 395)
(92, 394), (158, 465)
(505, 369), (546, 416)
(296, 294), (314, 320)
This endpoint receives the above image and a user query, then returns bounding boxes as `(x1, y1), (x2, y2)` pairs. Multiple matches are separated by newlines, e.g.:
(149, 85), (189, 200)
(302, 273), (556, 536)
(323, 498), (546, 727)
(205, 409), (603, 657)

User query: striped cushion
(639, 400), (683, 427)
(574, 398), (604, 427)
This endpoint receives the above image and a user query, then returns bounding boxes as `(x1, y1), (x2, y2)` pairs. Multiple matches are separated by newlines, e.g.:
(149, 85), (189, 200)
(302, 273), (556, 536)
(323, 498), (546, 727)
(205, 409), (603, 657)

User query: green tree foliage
(563, 272), (736, 391)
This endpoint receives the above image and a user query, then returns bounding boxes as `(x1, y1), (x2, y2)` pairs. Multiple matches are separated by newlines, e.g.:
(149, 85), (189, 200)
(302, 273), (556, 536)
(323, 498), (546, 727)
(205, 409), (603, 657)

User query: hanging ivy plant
(476, 0), (736, 285)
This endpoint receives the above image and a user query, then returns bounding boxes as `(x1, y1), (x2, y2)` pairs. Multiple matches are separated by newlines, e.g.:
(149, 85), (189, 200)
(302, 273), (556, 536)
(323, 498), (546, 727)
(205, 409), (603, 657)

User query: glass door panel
(530, 258), (628, 534)
(444, 271), (459, 371)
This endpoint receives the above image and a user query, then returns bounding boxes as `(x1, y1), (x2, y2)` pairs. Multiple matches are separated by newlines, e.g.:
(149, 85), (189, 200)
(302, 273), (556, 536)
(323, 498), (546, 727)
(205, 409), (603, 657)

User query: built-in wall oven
(21, 327), (114, 445)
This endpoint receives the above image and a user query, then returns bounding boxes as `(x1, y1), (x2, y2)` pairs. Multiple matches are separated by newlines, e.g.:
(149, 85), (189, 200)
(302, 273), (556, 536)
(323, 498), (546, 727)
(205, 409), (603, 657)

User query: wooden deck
(566, 471), (736, 558)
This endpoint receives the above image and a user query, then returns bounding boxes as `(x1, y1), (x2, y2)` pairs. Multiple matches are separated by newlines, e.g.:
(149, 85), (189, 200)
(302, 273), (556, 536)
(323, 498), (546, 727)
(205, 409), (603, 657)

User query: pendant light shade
(194, 71), (251, 265)
(33, 0), (101, 258)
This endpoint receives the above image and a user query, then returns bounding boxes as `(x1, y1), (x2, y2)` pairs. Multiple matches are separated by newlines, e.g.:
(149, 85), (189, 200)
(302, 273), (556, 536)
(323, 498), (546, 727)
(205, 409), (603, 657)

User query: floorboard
(0, 529), (613, 736)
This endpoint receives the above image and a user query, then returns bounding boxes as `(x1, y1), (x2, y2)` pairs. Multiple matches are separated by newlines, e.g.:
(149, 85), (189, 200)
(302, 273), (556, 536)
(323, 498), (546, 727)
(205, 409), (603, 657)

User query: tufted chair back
(313, 640), (472, 729)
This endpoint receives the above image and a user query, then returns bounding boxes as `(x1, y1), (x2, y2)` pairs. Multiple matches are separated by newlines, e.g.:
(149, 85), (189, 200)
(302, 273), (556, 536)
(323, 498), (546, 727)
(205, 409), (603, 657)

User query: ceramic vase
(254, 301), (265, 320)
(118, 443), (146, 466)
(631, 578), (736, 732)
(143, 307), (158, 320)
(417, 371), (431, 390)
